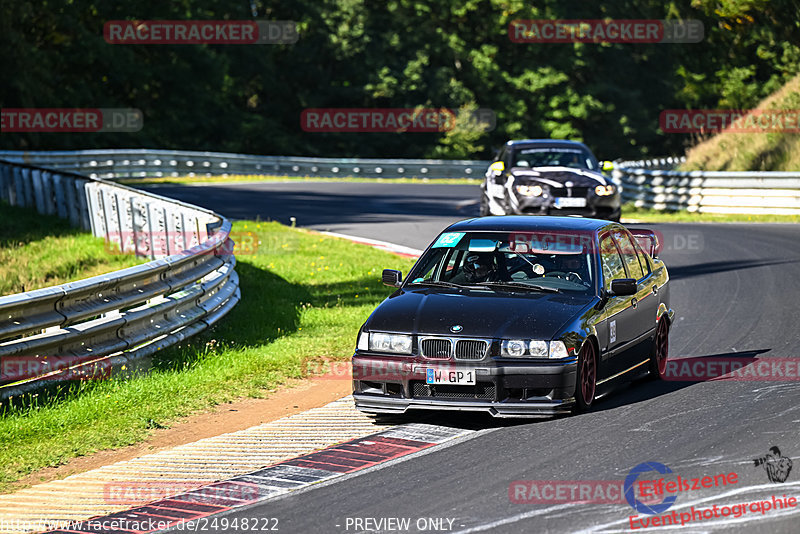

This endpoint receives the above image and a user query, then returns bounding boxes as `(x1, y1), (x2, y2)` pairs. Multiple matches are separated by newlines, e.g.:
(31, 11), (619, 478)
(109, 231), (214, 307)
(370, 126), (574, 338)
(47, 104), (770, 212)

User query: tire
(648, 318), (669, 379)
(479, 193), (491, 216)
(574, 341), (597, 413)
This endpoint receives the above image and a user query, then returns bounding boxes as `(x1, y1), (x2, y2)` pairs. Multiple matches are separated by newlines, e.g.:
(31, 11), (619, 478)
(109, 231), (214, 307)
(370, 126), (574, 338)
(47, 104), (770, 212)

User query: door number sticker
(610, 320), (617, 343)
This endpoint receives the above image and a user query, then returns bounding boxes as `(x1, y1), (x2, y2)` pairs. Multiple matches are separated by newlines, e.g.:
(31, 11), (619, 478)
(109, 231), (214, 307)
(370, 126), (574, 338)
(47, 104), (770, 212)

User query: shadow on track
(668, 258), (800, 280)
(364, 349), (774, 430)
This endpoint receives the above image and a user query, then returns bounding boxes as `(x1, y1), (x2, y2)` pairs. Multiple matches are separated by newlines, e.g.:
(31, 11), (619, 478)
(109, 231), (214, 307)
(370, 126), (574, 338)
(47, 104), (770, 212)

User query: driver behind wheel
(557, 256), (587, 283)
(463, 253), (497, 283)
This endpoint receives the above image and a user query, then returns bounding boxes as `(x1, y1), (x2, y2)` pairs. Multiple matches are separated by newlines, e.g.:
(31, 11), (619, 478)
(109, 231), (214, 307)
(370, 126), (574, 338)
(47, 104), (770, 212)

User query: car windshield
(512, 147), (595, 170)
(407, 231), (596, 294)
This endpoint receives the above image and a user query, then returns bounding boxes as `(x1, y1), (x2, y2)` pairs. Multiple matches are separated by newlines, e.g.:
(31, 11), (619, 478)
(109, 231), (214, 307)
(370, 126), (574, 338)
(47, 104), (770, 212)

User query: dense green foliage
(1, 0), (798, 159)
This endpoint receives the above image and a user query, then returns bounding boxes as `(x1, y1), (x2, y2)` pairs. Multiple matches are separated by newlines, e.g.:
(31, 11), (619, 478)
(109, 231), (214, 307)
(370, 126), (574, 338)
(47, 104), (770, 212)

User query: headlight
(595, 184), (615, 196)
(549, 341), (569, 359)
(501, 339), (571, 358)
(502, 339), (527, 357)
(368, 332), (413, 354)
(529, 340), (548, 357)
(357, 331), (369, 350)
(516, 184), (543, 197)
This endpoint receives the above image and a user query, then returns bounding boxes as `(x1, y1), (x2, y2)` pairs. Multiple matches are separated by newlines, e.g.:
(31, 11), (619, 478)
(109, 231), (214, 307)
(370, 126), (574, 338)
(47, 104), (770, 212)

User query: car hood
(510, 166), (610, 188)
(365, 288), (596, 340)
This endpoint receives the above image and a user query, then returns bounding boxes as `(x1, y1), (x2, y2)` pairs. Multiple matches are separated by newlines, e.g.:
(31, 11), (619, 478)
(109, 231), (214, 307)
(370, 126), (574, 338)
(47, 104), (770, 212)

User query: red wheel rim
(580, 343), (596, 403)
(656, 320), (669, 376)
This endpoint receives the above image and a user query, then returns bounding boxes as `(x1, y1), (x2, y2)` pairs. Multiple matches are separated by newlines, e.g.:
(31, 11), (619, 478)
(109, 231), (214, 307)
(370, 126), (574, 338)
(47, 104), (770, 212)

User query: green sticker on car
(432, 232), (465, 248)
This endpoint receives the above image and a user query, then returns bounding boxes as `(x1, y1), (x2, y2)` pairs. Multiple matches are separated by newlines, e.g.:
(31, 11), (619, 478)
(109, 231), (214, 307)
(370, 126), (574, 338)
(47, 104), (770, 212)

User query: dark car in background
(480, 140), (621, 221)
(352, 216), (672, 418)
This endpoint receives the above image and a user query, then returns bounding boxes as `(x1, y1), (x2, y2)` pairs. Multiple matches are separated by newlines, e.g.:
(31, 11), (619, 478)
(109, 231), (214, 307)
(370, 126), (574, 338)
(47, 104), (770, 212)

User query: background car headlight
(368, 332), (412, 354)
(595, 184), (615, 196)
(549, 340), (569, 359)
(515, 184), (543, 197)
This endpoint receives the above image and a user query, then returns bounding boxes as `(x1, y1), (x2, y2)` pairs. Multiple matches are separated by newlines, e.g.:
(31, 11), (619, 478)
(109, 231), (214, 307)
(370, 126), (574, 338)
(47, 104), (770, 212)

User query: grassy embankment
(0, 208), (414, 493)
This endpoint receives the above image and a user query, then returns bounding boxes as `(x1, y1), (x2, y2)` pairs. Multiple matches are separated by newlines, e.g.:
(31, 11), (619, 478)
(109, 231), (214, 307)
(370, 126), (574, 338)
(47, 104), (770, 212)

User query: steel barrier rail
(3, 149), (798, 214)
(615, 157), (800, 214)
(0, 159), (241, 399)
(0, 149), (490, 180)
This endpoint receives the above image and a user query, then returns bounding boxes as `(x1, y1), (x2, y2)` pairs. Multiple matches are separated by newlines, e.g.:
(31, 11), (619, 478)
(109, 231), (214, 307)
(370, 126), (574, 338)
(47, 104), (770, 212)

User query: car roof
(446, 215), (616, 233)
(506, 139), (591, 151)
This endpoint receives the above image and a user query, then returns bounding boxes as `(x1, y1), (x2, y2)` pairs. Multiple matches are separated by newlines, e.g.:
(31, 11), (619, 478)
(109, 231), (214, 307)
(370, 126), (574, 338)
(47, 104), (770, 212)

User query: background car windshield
(408, 232), (595, 293)
(512, 148), (595, 170)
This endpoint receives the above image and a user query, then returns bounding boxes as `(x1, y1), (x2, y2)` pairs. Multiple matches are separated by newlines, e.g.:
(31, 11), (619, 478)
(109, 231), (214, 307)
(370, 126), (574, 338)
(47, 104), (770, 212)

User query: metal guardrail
(616, 157), (800, 215)
(3, 149), (798, 214)
(0, 159), (241, 399)
(0, 149), (490, 180)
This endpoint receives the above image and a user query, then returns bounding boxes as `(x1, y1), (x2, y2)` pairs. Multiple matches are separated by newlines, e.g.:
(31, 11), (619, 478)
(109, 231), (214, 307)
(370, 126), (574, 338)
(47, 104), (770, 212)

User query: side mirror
(382, 269), (403, 287)
(600, 160), (614, 172)
(489, 161), (505, 173)
(610, 278), (637, 296)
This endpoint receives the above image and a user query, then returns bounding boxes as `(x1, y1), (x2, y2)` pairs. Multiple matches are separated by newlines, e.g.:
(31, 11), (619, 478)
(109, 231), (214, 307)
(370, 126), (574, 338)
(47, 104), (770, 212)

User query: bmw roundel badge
(450, 325), (463, 333)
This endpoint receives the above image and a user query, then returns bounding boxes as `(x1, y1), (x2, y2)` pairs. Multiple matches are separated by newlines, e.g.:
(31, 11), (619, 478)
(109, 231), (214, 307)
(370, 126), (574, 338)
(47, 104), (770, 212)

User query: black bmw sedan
(480, 139), (621, 221)
(352, 216), (672, 417)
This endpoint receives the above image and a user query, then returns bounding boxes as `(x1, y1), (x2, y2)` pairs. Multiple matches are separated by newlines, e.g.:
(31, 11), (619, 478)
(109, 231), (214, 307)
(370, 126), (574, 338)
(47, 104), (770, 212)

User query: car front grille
(411, 381), (496, 400)
(420, 337), (490, 360)
(420, 338), (452, 359)
(454, 340), (488, 360)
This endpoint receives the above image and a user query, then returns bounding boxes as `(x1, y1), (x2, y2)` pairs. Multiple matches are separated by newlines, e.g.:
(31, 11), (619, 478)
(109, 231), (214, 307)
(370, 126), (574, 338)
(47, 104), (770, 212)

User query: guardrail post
(53, 174), (68, 219)
(0, 165), (10, 203)
(32, 169), (46, 214)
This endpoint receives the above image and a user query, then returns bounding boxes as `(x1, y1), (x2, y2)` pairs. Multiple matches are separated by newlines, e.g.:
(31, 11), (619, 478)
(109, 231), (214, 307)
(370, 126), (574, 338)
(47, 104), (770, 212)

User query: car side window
(632, 239), (651, 276)
(612, 230), (645, 281)
(599, 235), (626, 291)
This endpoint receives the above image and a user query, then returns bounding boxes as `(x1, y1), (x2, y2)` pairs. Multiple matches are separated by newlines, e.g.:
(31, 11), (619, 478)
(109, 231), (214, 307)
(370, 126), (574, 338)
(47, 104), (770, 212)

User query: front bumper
(352, 353), (578, 418)
(507, 192), (621, 220)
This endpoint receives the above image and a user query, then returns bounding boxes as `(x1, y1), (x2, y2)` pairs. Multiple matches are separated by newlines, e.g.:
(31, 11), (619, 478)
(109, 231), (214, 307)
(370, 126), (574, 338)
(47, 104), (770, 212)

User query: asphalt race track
(146, 181), (800, 533)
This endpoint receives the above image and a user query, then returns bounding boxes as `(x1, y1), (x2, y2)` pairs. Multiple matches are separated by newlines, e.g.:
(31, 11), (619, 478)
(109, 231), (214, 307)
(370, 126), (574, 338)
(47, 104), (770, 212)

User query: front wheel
(574, 341), (597, 413)
(648, 318), (669, 379)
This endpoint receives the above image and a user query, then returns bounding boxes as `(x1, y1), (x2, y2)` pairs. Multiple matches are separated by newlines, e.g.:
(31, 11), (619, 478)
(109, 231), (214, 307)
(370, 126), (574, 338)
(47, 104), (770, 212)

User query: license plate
(555, 197), (587, 208)
(426, 368), (476, 385)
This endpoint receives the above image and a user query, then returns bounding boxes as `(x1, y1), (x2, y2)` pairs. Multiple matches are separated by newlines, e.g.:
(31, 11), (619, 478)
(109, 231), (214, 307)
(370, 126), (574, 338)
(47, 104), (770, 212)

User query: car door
(619, 229), (660, 358)
(610, 229), (656, 370)
(597, 233), (639, 378)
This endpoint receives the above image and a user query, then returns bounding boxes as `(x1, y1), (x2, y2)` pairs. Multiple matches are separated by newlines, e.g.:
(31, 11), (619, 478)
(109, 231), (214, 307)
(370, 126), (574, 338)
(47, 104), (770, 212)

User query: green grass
(118, 174), (480, 186)
(0, 220), (415, 492)
(0, 203), (145, 296)
(681, 74), (800, 172)
(620, 203), (800, 223)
